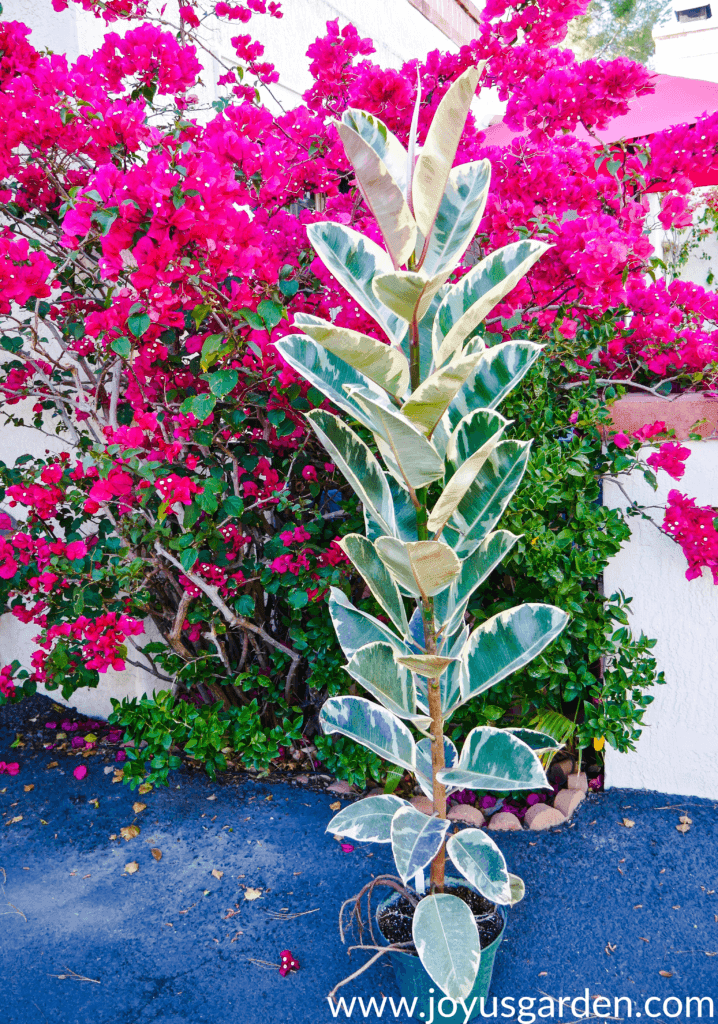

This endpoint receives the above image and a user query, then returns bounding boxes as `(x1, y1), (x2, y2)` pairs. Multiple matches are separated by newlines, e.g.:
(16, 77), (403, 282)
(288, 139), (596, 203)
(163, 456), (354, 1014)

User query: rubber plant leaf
(412, 65), (482, 241)
(337, 534), (409, 635)
(446, 340), (544, 430)
(459, 602), (569, 705)
(412, 893), (481, 1002)
(446, 827), (512, 905)
(415, 736), (458, 801)
(306, 222), (407, 346)
(328, 587), (410, 660)
(344, 642), (419, 722)
(293, 314), (410, 398)
(320, 695), (417, 773)
(508, 873), (526, 906)
(306, 410), (396, 536)
(373, 269), (451, 323)
(437, 726), (548, 791)
(337, 121), (417, 268)
(422, 159), (492, 280)
(341, 109), (409, 197)
(390, 803), (450, 886)
(504, 728), (563, 753)
(326, 794), (407, 844)
(433, 240), (549, 367)
(374, 538), (461, 599)
(433, 530), (519, 636)
(401, 349), (485, 437)
(395, 654), (457, 678)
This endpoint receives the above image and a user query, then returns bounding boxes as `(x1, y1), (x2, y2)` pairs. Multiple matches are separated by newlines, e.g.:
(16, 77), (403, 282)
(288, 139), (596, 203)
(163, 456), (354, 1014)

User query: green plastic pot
(375, 879), (507, 1024)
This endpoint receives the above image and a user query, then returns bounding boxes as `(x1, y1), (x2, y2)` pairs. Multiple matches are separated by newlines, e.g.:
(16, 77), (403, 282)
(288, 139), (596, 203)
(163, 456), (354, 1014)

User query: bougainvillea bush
(0, 0), (716, 783)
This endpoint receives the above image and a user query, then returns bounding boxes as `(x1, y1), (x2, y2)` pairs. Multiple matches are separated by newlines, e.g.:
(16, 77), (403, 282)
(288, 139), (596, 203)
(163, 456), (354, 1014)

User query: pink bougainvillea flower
(279, 949), (299, 976)
(340, 842), (354, 852)
(45, 721), (57, 729)
(0, 761), (20, 775)
(115, 749), (127, 762)
(73, 764), (87, 780)
(646, 441), (690, 480)
(612, 432), (631, 450)
(71, 736), (86, 748)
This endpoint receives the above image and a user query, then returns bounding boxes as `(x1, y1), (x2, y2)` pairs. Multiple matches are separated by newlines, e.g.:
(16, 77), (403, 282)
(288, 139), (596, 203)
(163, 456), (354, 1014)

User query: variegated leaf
(422, 159), (492, 280)
(460, 603), (569, 704)
(364, 475), (418, 544)
(446, 341), (544, 430)
(294, 314), (409, 398)
(414, 283), (453, 394)
(445, 440), (531, 557)
(396, 654), (457, 678)
(337, 121), (417, 268)
(390, 804), (450, 886)
(375, 538), (460, 599)
(433, 530), (519, 637)
(349, 389), (444, 490)
(401, 350), (484, 437)
(412, 893), (481, 1003)
(412, 66), (482, 240)
(320, 695), (416, 772)
(328, 587), (410, 660)
(373, 270), (450, 323)
(437, 726), (548, 791)
(428, 410), (508, 534)
(275, 334), (389, 431)
(338, 534), (409, 635)
(446, 828), (511, 905)
(306, 410), (396, 536)
(505, 728), (563, 754)
(341, 109), (409, 198)
(415, 736), (458, 800)
(433, 241), (549, 367)
(508, 873), (525, 906)
(327, 794), (407, 844)
(345, 642), (418, 720)
(307, 222), (407, 345)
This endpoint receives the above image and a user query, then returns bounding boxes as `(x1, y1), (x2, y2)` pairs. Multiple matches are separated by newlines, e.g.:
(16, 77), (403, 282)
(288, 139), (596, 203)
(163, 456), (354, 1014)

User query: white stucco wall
(603, 442), (718, 799)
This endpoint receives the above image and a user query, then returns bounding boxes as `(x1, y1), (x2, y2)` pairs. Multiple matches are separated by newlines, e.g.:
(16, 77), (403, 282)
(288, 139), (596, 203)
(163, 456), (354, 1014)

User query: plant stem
(409, 314), (420, 392)
(421, 595), (447, 892)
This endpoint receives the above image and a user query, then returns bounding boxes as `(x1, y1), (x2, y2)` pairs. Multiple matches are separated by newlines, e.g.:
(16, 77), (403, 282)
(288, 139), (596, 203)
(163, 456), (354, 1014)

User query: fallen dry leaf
(23, 784), (34, 793)
(151, 848), (162, 862)
(207, 794), (216, 801)
(112, 770), (124, 784)
(621, 818), (635, 828)
(329, 801), (341, 811)
(640, 937), (650, 942)
(124, 862), (139, 875)
(265, 795), (273, 801)
(676, 823), (691, 833)
(679, 814), (692, 824)
(120, 825), (140, 841)
(138, 783), (152, 795)
(109, 834), (117, 841)
(538, 971), (547, 977)
(659, 970), (673, 978)
(634, 904), (643, 909)
(132, 802), (147, 814)
(5, 815), (23, 825)
(40, 819), (48, 825)
(46, 762), (58, 770)
(212, 869), (223, 880)
(605, 942), (617, 955)
(244, 888), (262, 901)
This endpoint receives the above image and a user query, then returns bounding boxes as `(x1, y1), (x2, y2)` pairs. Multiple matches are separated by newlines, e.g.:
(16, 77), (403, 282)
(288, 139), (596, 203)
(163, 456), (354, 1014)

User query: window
(676, 4), (712, 21)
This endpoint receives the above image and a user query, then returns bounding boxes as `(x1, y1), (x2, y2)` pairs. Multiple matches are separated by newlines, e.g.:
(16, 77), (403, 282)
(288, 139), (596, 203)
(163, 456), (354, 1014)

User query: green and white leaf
(437, 726), (548, 791)
(337, 121), (417, 268)
(375, 538), (460, 599)
(345, 642), (420, 722)
(328, 587), (410, 660)
(433, 240), (549, 367)
(445, 440), (531, 557)
(327, 794), (407, 843)
(459, 603), (569, 704)
(433, 530), (519, 637)
(373, 270), (451, 324)
(508, 873), (525, 906)
(294, 314), (409, 398)
(275, 334), (389, 432)
(306, 222), (407, 345)
(390, 804), (450, 886)
(446, 827), (511, 904)
(401, 350), (484, 437)
(364, 475), (418, 544)
(505, 728), (563, 754)
(306, 410), (396, 536)
(337, 534), (408, 635)
(422, 159), (491, 279)
(341, 109), (409, 198)
(396, 654), (457, 678)
(412, 65), (481, 240)
(415, 735), (458, 800)
(446, 341), (544, 430)
(428, 410), (508, 534)
(320, 695), (416, 772)
(412, 893), (481, 1003)
(349, 389), (444, 490)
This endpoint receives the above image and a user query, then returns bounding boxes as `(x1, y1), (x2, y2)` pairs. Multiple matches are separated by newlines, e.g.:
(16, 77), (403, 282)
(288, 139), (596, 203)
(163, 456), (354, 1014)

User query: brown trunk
(427, 673), (447, 890)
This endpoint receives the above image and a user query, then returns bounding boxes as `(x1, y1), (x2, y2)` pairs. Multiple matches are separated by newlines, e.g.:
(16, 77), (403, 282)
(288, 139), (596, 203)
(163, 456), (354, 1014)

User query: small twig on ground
(246, 958), (280, 969)
(0, 867), (27, 922)
(263, 908), (319, 920)
(48, 967), (100, 984)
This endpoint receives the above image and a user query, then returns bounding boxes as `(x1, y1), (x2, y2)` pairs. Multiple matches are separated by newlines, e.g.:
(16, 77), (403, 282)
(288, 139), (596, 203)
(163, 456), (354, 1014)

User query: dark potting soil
(378, 885), (504, 951)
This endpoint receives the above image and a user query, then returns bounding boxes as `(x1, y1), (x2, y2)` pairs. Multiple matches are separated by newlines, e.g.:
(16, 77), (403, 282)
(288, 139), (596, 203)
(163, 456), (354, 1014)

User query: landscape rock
(567, 772), (588, 794)
(294, 775), (309, 785)
(410, 795), (434, 815)
(554, 788), (585, 819)
(525, 804), (567, 831)
(327, 780), (357, 795)
(547, 756), (575, 786)
(447, 805), (486, 827)
(488, 811), (522, 831)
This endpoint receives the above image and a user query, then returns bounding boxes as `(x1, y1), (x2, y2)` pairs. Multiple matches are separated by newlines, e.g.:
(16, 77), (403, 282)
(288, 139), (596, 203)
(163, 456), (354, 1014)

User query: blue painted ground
(1, 696), (716, 1024)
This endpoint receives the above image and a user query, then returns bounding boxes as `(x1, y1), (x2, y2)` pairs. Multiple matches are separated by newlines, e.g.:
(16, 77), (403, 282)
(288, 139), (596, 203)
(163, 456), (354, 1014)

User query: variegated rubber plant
(275, 66), (570, 1003)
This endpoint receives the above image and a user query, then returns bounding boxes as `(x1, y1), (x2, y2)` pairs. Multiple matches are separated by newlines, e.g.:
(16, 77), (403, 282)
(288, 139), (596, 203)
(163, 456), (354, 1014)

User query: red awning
(482, 74), (718, 187)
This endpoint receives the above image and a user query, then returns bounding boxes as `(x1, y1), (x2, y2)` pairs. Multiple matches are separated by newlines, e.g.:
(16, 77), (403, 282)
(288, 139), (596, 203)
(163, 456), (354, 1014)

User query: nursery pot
(375, 877), (507, 1024)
